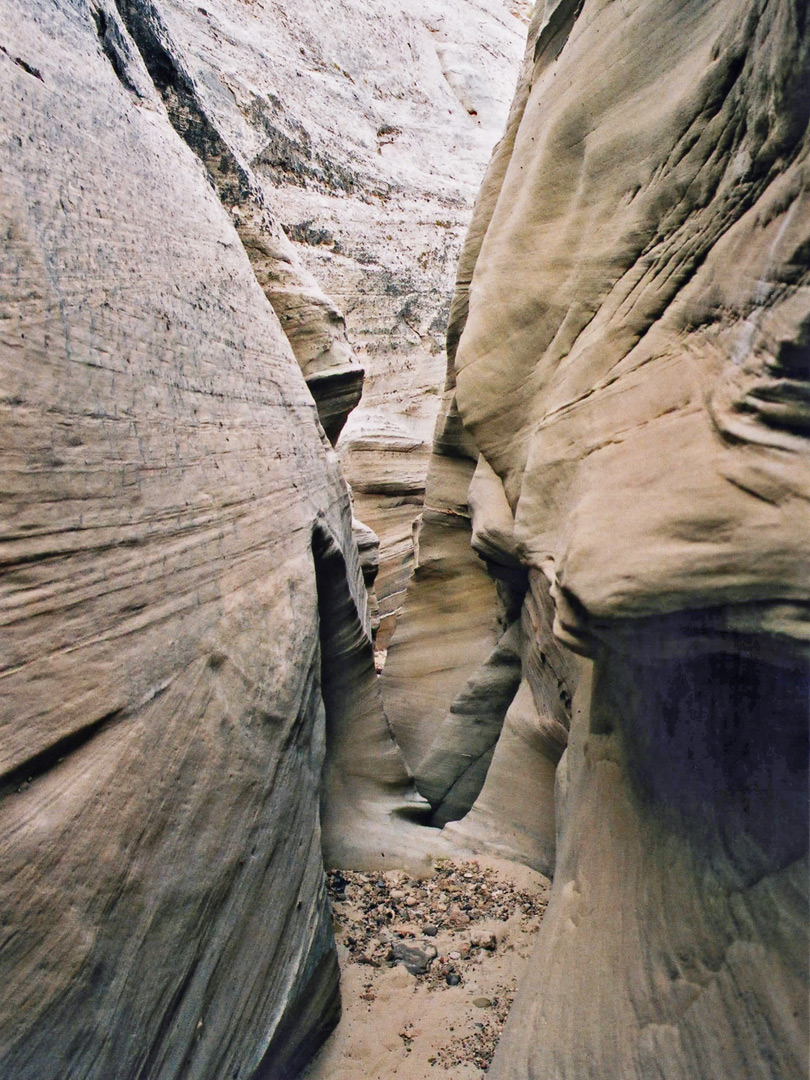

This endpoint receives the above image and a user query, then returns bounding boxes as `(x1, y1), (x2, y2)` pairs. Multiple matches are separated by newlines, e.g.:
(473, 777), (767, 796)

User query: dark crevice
(1, 44), (45, 81)
(91, 6), (141, 96)
(533, 0), (583, 70)
(310, 521), (369, 778)
(113, 0), (184, 95)
(0, 708), (125, 799)
(14, 56), (43, 80)
(112, 0), (251, 204)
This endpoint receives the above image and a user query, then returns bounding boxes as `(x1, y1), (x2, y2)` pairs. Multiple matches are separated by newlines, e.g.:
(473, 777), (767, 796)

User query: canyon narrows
(1, 3), (808, 1080)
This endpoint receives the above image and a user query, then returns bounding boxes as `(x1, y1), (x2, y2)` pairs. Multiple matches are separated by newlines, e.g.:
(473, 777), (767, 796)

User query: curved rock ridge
(110, 0), (365, 446)
(380, 2), (569, 872)
(0, 3), (438, 1076)
(380, 386), (508, 770)
(455, 0), (810, 657)
(227, 0), (529, 647)
(424, 0), (809, 1076)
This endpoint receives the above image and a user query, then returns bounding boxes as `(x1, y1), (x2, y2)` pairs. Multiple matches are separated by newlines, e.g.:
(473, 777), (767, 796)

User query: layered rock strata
(0, 3), (421, 1076)
(110, 0), (364, 445)
(381, 7), (572, 871)
(380, 389), (507, 768)
(113, 0), (528, 652)
(248, 0), (529, 645)
(422, 0), (810, 1075)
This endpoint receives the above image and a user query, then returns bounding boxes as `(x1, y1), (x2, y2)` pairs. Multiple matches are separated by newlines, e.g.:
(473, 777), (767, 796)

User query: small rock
(446, 972), (461, 986)
(391, 940), (437, 975)
(422, 924), (438, 937)
(448, 951), (461, 960)
(473, 997), (492, 1008)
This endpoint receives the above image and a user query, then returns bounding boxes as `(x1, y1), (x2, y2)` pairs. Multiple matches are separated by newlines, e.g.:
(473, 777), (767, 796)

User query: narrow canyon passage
(1, 1), (807, 1079)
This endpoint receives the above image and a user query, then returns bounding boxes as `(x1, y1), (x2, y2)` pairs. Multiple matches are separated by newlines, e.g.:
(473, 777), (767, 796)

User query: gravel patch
(301, 857), (549, 1078)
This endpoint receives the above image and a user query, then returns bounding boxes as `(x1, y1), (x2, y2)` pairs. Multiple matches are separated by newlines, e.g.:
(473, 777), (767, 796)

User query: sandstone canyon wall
(401, 0), (809, 1075)
(2, 0), (808, 1077)
(254, 0), (530, 651)
(0, 1), (420, 1076)
(383, 5), (574, 878)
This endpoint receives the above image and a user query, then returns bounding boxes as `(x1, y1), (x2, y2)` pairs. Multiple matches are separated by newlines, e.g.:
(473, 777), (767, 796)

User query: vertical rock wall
(0, 2), (412, 1076)
(413, 0), (810, 1075)
(383, 6), (573, 878)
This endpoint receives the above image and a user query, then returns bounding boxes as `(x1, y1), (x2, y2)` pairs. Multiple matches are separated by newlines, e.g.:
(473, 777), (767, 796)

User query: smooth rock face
(141, 0), (529, 653)
(0, 3), (415, 1076)
(382, 4), (568, 853)
(445, 575), (577, 876)
(416, 620), (523, 826)
(455, 0), (810, 655)
(440, 0), (810, 1076)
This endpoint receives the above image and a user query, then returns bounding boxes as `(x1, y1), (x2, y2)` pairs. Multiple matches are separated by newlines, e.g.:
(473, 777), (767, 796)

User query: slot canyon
(1, 1), (808, 1078)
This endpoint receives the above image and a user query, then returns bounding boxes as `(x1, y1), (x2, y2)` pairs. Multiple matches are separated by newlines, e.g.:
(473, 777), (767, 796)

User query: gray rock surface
(111, 0), (365, 445)
(135, 0), (528, 655)
(446, 575), (577, 876)
(416, 620), (522, 826)
(264, 0), (528, 647)
(381, 4), (566, 856)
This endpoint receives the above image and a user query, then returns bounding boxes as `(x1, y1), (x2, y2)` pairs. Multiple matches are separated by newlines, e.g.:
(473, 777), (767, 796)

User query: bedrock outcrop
(110, 0), (365, 445)
(422, 0), (809, 1076)
(0, 3), (427, 1076)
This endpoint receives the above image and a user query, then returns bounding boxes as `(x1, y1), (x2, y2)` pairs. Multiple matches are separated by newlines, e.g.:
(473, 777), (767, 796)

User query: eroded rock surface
(245, 0), (529, 646)
(427, 0), (810, 1076)
(110, 0), (365, 445)
(0, 2), (417, 1076)
(381, 12), (571, 866)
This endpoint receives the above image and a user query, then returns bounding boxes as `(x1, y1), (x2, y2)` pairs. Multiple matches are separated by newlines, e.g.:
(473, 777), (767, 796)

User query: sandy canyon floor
(300, 856), (550, 1080)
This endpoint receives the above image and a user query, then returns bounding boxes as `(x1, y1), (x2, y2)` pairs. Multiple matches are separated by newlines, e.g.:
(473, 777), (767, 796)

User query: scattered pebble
(323, 859), (549, 1073)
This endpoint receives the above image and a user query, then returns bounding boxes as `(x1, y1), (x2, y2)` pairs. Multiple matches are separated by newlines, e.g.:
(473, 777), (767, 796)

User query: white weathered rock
(109, 0), (366, 445)
(263, 0), (529, 639)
